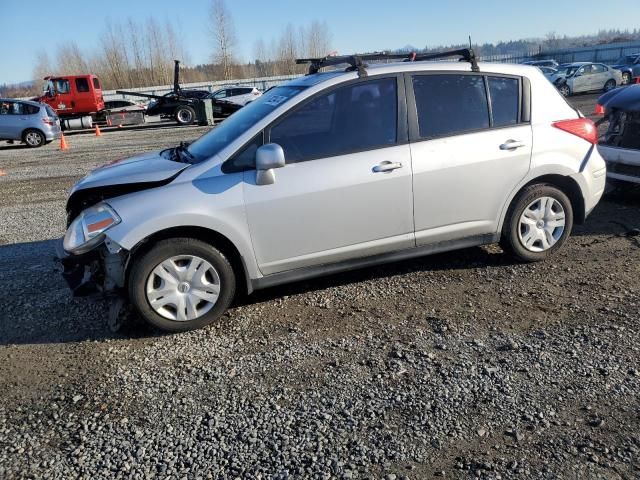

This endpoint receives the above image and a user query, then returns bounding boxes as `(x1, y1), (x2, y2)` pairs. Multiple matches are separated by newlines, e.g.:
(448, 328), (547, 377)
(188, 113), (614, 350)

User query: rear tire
(175, 106), (196, 126)
(604, 79), (616, 92)
(622, 72), (632, 85)
(128, 238), (236, 332)
(23, 129), (45, 148)
(500, 184), (574, 262)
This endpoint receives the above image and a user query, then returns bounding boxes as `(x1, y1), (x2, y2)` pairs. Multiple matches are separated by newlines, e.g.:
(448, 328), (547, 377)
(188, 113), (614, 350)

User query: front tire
(501, 184), (574, 262)
(23, 129), (45, 148)
(175, 106), (196, 126)
(622, 72), (632, 85)
(128, 238), (236, 332)
(558, 84), (571, 97)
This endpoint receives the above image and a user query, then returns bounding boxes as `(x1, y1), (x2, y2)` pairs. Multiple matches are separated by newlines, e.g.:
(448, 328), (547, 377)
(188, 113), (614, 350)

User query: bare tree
(276, 24), (298, 75)
(32, 50), (53, 84)
(209, 0), (237, 80)
(305, 20), (332, 58)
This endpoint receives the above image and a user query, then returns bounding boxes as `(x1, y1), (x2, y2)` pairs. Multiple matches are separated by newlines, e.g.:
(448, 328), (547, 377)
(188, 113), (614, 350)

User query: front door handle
(500, 140), (526, 150)
(373, 161), (403, 173)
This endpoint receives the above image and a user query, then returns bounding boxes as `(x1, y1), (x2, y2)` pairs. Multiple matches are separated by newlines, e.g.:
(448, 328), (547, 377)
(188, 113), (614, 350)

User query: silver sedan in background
(554, 62), (623, 97)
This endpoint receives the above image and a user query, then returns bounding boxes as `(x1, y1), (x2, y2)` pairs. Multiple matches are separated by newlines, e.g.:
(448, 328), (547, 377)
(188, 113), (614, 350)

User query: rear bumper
(571, 145), (607, 220)
(598, 145), (640, 185)
(45, 127), (62, 141)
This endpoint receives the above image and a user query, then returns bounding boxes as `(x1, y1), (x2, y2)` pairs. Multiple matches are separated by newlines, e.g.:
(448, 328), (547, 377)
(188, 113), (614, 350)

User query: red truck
(35, 74), (143, 129)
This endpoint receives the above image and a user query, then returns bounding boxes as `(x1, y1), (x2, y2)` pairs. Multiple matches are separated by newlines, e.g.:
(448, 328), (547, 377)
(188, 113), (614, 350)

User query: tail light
(552, 118), (597, 144)
(42, 117), (55, 126)
(594, 104), (605, 115)
(635, 77), (640, 84)
(253, 91), (260, 95)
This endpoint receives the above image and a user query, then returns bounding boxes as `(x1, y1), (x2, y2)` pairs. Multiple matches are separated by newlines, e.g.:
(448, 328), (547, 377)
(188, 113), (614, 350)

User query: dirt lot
(1, 94), (639, 479)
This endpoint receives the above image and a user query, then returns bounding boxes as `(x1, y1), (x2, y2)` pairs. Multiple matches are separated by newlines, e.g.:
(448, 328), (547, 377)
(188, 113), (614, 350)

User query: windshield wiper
(174, 141), (194, 163)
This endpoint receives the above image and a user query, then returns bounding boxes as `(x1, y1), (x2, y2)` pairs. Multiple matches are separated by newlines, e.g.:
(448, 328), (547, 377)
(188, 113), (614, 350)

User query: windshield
(558, 66), (579, 77)
(187, 85), (306, 162)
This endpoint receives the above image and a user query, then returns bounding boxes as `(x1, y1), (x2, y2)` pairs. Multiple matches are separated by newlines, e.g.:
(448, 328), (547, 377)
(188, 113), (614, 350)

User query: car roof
(0, 98), (43, 107)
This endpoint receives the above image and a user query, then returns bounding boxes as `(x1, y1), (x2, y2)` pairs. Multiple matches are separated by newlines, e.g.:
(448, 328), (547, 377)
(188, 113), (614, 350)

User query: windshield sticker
(264, 95), (288, 107)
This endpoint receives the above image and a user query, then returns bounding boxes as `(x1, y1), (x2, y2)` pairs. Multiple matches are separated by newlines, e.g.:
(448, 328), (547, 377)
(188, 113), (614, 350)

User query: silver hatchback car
(0, 98), (61, 147)
(57, 50), (606, 332)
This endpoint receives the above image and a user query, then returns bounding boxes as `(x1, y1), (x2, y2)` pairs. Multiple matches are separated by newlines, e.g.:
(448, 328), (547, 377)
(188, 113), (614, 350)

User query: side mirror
(255, 143), (285, 185)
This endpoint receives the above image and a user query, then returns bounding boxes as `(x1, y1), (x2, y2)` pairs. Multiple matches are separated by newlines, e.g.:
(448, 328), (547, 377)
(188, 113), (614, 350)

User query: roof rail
(296, 48), (479, 77)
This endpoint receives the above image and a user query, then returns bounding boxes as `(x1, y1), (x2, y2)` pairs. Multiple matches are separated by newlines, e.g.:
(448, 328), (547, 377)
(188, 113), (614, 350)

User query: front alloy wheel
(558, 84), (570, 97)
(129, 238), (236, 332)
(622, 72), (631, 85)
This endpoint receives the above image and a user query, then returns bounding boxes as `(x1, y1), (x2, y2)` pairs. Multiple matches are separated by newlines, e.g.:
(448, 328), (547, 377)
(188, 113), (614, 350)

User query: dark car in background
(207, 86), (261, 117)
(611, 53), (640, 85)
(145, 90), (209, 125)
(597, 84), (640, 186)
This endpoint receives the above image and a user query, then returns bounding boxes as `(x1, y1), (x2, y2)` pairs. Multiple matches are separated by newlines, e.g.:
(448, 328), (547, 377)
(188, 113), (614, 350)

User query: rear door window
(76, 78), (90, 93)
(412, 74), (490, 138)
(22, 103), (40, 114)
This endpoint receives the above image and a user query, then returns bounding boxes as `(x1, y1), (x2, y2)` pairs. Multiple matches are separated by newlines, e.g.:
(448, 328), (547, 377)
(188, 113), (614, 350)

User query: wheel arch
(126, 225), (252, 295)
(499, 174), (586, 235)
(22, 127), (45, 143)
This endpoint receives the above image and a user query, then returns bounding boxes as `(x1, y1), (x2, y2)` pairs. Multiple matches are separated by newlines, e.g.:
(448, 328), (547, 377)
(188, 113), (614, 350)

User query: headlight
(63, 203), (121, 254)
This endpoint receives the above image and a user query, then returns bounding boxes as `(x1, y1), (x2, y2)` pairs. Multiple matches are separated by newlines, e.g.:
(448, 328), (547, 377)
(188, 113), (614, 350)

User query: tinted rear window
(412, 74), (490, 138)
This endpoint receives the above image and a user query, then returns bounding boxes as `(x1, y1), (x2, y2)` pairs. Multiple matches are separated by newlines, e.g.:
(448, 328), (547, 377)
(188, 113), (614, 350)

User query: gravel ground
(1, 94), (639, 479)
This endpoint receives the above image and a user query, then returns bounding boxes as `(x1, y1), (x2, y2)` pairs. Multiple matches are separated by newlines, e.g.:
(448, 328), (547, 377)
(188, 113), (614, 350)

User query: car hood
(598, 84), (640, 113)
(71, 151), (189, 193)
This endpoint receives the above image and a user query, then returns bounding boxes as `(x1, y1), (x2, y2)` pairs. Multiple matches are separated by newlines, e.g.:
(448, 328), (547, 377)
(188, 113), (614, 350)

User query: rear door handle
(500, 140), (526, 150)
(373, 161), (403, 173)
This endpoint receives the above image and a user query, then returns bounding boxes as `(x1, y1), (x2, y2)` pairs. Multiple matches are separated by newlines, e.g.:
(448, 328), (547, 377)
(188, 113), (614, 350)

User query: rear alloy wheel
(501, 184), (574, 262)
(622, 72), (632, 85)
(129, 238), (236, 332)
(604, 79), (616, 92)
(558, 84), (571, 97)
(175, 106), (196, 126)
(23, 129), (45, 148)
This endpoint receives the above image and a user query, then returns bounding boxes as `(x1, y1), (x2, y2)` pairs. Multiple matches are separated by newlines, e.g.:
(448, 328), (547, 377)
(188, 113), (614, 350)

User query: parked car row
(526, 54), (640, 96)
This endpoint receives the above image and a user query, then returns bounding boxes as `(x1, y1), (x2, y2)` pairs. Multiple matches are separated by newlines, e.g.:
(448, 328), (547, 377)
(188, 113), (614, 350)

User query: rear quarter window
(488, 77), (520, 127)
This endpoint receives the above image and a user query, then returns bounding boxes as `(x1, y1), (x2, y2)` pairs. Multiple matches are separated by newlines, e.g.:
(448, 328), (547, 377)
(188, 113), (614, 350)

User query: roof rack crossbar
(296, 48), (479, 76)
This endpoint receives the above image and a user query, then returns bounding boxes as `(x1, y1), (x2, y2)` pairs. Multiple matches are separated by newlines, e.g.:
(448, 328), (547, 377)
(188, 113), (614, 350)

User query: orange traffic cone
(95, 124), (102, 137)
(59, 134), (69, 151)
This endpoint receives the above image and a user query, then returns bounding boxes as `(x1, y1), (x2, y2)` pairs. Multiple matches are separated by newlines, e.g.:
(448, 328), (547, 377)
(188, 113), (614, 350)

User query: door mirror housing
(255, 143), (285, 185)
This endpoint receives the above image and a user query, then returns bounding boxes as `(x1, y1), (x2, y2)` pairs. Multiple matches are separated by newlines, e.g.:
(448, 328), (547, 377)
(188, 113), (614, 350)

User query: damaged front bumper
(54, 238), (128, 297)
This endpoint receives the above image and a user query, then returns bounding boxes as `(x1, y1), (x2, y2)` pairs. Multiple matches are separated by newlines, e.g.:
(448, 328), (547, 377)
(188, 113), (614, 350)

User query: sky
(1, 0), (639, 84)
